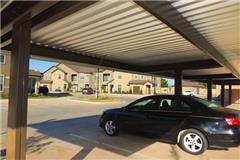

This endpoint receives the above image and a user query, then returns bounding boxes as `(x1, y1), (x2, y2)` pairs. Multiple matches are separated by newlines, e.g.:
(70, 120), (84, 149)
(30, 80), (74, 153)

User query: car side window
(159, 98), (191, 112)
(129, 98), (158, 111)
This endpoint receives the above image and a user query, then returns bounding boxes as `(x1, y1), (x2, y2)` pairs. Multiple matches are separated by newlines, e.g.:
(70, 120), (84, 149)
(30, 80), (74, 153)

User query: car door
(118, 96), (159, 132)
(145, 96), (193, 137)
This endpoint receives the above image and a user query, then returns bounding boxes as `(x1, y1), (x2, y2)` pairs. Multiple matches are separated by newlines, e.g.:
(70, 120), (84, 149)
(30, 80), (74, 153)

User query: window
(129, 97), (158, 111)
(159, 97), (191, 112)
(79, 73), (85, 80)
(117, 84), (122, 92)
(0, 75), (4, 92)
(57, 85), (61, 90)
(71, 85), (78, 90)
(64, 84), (67, 90)
(118, 72), (122, 79)
(0, 55), (5, 64)
(133, 74), (138, 80)
(103, 74), (110, 81)
(191, 96), (221, 108)
(79, 84), (84, 91)
(95, 73), (99, 80)
(58, 74), (62, 79)
(71, 74), (77, 81)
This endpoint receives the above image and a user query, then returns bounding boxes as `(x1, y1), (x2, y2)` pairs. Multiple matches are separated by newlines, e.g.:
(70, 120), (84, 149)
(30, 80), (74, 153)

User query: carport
(1, 1), (240, 159)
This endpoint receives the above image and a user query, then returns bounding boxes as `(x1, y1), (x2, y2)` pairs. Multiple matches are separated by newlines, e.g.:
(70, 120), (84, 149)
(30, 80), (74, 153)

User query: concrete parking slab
(26, 114), (240, 160)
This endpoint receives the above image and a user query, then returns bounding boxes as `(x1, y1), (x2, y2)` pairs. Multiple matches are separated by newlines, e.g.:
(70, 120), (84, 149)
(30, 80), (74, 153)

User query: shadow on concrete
(29, 115), (180, 160)
(27, 134), (53, 154)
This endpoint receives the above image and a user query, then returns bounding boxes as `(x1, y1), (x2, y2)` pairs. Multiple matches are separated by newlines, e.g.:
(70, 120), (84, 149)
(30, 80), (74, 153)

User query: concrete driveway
(0, 95), (239, 160)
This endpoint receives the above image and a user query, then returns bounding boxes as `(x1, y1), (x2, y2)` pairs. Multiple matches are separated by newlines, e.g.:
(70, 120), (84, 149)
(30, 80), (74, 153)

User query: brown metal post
(175, 69), (182, 95)
(207, 79), (212, 101)
(221, 84), (225, 106)
(6, 13), (31, 160)
(229, 84), (232, 105)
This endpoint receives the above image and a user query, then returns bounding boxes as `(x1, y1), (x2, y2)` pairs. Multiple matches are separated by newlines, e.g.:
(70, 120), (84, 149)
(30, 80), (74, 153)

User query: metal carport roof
(1, 1), (240, 159)
(1, 0), (239, 83)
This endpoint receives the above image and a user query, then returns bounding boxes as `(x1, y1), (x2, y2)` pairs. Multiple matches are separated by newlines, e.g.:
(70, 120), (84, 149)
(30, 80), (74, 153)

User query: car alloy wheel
(104, 120), (118, 136)
(183, 133), (203, 153)
(179, 129), (208, 155)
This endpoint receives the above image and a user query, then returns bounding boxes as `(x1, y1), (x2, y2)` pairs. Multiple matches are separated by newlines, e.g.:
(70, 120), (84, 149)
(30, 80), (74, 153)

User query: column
(221, 84), (225, 106)
(229, 84), (232, 105)
(6, 13), (31, 160)
(207, 79), (212, 101)
(175, 69), (182, 95)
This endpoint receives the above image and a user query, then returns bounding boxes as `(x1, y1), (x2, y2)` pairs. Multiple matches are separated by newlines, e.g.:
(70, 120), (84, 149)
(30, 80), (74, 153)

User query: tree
(161, 78), (169, 87)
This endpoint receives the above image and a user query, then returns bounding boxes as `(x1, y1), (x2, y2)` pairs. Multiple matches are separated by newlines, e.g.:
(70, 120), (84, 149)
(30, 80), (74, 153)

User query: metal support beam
(229, 84), (232, 105)
(142, 60), (221, 73)
(198, 79), (240, 85)
(175, 69), (182, 95)
(1, 1), (97, 45)
(2, 44), (141, 73)
(221, 84), (225, 107)
(6, 13), (31, 160)
(135, 1), (240, 79)
(183, 73), (236, 80)
(207, 79), (212, 101)
(1, 1), (58, 37)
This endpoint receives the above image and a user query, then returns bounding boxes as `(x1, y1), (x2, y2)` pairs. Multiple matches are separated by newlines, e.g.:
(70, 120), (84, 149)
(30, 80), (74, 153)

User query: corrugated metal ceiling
(31, 0), (209, 66)
(171, 0), (240, 74)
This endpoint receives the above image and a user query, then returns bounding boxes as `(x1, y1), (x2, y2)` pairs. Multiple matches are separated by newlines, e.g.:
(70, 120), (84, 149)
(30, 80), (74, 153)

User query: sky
(29, 59), (57, 73)
(29, 59), (174, 85)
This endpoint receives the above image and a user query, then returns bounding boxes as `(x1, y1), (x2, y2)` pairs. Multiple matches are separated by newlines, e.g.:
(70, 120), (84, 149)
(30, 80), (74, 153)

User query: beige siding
(0, 52), (11, 97)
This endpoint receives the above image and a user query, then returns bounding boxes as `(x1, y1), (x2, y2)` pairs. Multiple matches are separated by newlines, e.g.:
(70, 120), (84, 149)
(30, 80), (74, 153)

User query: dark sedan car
(99, 95), (240, 155)
(82, 88), (95, 94)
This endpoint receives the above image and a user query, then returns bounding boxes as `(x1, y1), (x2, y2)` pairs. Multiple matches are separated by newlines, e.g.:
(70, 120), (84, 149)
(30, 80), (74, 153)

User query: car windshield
(192, 97), (222, 108)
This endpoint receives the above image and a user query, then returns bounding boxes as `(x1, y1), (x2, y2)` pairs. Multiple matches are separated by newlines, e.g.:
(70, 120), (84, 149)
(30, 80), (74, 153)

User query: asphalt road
(1, 95), (139, 134)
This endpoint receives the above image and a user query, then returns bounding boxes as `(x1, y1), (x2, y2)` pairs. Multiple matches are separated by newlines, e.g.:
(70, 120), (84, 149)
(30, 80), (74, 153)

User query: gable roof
(129, 80), (154, 85)
(51, 66), (67, 74)
(29, 69), (42, 77)
(64, 64), (97, 73)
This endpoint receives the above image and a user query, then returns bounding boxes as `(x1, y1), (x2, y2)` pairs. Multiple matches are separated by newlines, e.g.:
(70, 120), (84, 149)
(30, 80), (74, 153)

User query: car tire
(104, 119), (119, 136)
(179, 129), (208, 155)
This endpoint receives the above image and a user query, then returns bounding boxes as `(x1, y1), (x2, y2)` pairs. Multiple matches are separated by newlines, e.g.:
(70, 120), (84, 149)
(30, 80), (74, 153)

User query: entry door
(118, 110), (147, 131)
(146, 97), (192, 136)
(133, 86), (140, 94)
(118, 96), (159, 131)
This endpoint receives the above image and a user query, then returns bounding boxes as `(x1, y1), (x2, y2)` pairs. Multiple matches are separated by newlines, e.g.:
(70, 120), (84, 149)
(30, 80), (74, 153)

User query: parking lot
(0, 95), (239, 160)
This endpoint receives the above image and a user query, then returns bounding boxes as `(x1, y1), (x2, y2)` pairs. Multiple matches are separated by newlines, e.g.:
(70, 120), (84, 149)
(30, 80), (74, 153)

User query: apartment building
(41, 63), (161, 94)
(0, 52), (11, 97)
(100, 71), (161, 94)
(40, 63), (96, 92)
(0, 52), (42, 97)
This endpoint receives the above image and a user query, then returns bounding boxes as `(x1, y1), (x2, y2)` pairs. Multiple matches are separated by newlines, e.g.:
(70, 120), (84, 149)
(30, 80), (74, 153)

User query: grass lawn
(28, 93), (57, 99)
(71, 96), (116, 102)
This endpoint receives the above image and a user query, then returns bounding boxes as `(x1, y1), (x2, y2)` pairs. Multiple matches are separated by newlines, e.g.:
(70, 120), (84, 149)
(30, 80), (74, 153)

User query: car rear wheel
(104, 120), (118, 136)
(179, 129), (208, 155)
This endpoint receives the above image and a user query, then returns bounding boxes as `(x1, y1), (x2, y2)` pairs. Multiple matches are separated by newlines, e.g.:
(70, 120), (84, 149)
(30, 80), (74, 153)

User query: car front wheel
(104, 120), (118, 136)
(179, 129), (208, 155)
